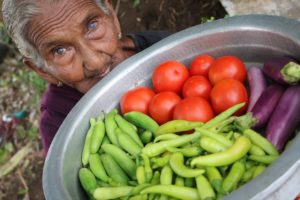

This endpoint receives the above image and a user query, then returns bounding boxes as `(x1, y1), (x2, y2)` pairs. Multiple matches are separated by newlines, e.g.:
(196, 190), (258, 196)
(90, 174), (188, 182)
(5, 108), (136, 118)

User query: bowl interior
(43, 15), (300, 200)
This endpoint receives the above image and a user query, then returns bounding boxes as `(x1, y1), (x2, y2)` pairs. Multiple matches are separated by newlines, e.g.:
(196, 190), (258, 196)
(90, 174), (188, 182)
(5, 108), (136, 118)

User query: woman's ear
(23, 57), (59, 85)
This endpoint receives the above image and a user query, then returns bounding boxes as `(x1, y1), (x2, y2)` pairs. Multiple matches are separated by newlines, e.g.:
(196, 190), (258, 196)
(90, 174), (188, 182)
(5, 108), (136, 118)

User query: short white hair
(2, 0), (110, 68)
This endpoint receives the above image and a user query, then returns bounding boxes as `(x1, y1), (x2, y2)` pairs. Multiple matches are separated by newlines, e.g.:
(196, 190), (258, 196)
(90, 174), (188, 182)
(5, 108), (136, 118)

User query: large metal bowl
(43, 15), (300, 200)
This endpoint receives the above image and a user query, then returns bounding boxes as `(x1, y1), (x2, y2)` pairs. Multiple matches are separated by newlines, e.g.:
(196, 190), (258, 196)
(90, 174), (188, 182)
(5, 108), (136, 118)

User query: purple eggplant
(250, 84), (284, 129)
(247, 66), (267, 112)
(263, 56), (300, 85)
(266, 85), (300, 152)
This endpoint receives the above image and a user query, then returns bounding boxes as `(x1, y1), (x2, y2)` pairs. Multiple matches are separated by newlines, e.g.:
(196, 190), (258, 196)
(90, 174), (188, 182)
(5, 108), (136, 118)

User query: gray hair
(2, 0), (109, 69)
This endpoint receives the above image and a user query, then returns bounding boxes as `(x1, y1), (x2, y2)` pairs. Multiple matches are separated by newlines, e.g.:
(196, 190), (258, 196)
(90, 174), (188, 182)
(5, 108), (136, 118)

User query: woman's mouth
(99, 64), (112, 77)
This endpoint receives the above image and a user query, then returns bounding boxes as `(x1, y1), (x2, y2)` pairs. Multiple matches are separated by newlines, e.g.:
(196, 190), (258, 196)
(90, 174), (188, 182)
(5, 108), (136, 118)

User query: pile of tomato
(120, 55), (249, 125)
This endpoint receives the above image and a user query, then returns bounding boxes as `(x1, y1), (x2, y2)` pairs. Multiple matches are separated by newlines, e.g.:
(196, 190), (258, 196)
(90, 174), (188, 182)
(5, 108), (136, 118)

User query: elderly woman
(2, 0), (170, 154)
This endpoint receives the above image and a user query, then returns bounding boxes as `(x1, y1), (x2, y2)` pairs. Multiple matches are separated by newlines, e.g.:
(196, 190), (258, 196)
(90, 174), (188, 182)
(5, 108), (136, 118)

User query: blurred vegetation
(132, 0), (140, 8)
(200, 16), (216, 24)
(0, 22), (12, 45)
(0, 20), (45, 169)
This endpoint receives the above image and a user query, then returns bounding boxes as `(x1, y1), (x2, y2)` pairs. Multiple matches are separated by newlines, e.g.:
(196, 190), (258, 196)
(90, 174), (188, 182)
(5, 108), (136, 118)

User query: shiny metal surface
(43, 15), (300, 200)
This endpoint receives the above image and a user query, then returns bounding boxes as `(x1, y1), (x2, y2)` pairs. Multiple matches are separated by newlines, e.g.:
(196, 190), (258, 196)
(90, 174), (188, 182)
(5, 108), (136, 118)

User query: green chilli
(82, 118), (96, 166)
(88, 154), (108, 182)
(116, 128), (141, 157)
(175, 176), (185, 186)
(252, 165), (266, 179)
(166, 146), (203, 157)
(159, 165), (173, 200)
(141, 154), (153, 183)
(196, 127), (233, 147)
(136, 166), (146, 185)
(101, 153), (129, 185)
(249, 144), (266, 156)
(160, 165), (173, 185)
(124, 111), (159, 133)
(115, 114), (144, 147)
(140, 130), (153, 144)
(93, 186), (134, 200)
(101, 135), (111, 145)
(248, 155), (279, 164)
(169, 152), (205, 178)
(151, 153), (171, 169)
(241, 166), (256, 183)
(156, 120), (203, 136)
(125, 183), (151, 200)
(208, 116), (236, 133)
(96, 179), (110, 187)
(199, 136), (227, 153)
(205, 166), (224, 194)
(243, 129), (279, 156)
(202, 102), (245, 129)
(195, 175), (216, 200)
(102, 144), (137, 180)
(142, 131), (201, 157)
(141, 185), (200, 200)
(104, 109), (120, 147)
(150, 171), (161, 185)
(78, 168), (97, 194)
(222, 161), (245, 193)
(191, 136), (251, 167)
(90, 116), (105, 154)
(128, 194), (148, 200)
(154, 133), (180, 143)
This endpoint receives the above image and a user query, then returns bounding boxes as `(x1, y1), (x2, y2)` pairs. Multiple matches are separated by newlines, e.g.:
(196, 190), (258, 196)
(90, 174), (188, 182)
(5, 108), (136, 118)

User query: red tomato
(208, 56), (247, 85)
(149, 92), (181, 124)
(189, 54), (215, 77)
(152, 60), (189, 94)
(182, 75), (212, 100)
(120, 86), (155, 115)
(210, 79), (248, 115)
(173, 97), (215, 122)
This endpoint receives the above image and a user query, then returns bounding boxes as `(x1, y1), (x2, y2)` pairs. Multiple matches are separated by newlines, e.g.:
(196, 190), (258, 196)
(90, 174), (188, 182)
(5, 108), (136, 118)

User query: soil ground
(0, 1), (227, 199)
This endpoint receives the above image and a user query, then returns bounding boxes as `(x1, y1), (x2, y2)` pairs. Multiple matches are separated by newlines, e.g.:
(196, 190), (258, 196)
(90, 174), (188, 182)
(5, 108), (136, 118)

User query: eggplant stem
(281, 62), (300, 84)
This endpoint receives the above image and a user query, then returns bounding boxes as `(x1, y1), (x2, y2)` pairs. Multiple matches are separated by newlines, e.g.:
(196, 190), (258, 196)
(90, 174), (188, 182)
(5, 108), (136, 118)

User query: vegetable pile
(121, 55), (249, 125)
(78, 54), (300, 200)
(247, 57), (300, 151)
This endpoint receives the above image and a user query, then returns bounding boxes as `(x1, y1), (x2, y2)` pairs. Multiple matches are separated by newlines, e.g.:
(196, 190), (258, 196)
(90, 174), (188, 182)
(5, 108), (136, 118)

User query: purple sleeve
(39, 84), (83, 154)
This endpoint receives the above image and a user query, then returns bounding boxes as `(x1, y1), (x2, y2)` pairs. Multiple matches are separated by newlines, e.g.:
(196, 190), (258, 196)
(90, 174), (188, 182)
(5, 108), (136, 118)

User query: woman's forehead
(27, 0), (104, 48)
(37, 0), (99, 18)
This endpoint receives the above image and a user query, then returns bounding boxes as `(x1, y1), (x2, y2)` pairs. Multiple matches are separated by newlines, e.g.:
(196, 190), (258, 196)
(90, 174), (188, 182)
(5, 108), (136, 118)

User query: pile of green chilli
(79, 102), (279, 200)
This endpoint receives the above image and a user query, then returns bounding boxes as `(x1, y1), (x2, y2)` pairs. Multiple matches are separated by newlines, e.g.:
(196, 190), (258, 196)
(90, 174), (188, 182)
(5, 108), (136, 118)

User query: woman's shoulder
(39, 84), (84, 152)
(41, 84), (83, 115)
(127, 31), (173, 52)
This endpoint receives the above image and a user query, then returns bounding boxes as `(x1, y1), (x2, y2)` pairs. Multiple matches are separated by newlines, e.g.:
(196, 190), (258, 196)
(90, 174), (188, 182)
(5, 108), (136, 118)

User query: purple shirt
(40, 84), (83, 154)
(39, 31), (171, 154)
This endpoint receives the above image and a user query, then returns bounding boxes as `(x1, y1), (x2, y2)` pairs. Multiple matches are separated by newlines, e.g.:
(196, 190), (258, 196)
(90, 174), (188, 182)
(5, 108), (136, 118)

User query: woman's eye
(87, 21), (97, 30)
(52, 47), (66, 56)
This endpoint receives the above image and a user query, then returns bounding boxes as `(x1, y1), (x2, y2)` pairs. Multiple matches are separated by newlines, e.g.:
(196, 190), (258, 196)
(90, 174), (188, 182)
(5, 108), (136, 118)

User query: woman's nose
(82, 48), (103, 72)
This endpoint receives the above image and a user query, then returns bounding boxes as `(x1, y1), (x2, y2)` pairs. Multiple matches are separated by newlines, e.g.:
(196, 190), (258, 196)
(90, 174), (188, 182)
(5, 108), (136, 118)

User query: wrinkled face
(27, 0), (125, 93)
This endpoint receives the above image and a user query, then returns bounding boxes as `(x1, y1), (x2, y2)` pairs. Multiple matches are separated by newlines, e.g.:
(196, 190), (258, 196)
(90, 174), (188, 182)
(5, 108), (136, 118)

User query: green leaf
(18, 188), (28, 195)
(200, 16), (215, 24)
(28, 71), (46, 94)
(0, 148), (9, 164)
(4, 143), (14, 153)
(16, 125), (27, 140)
(0, 143), (32, 178)
(132, 0), (141, 8)
(28, 126), (39, 138)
